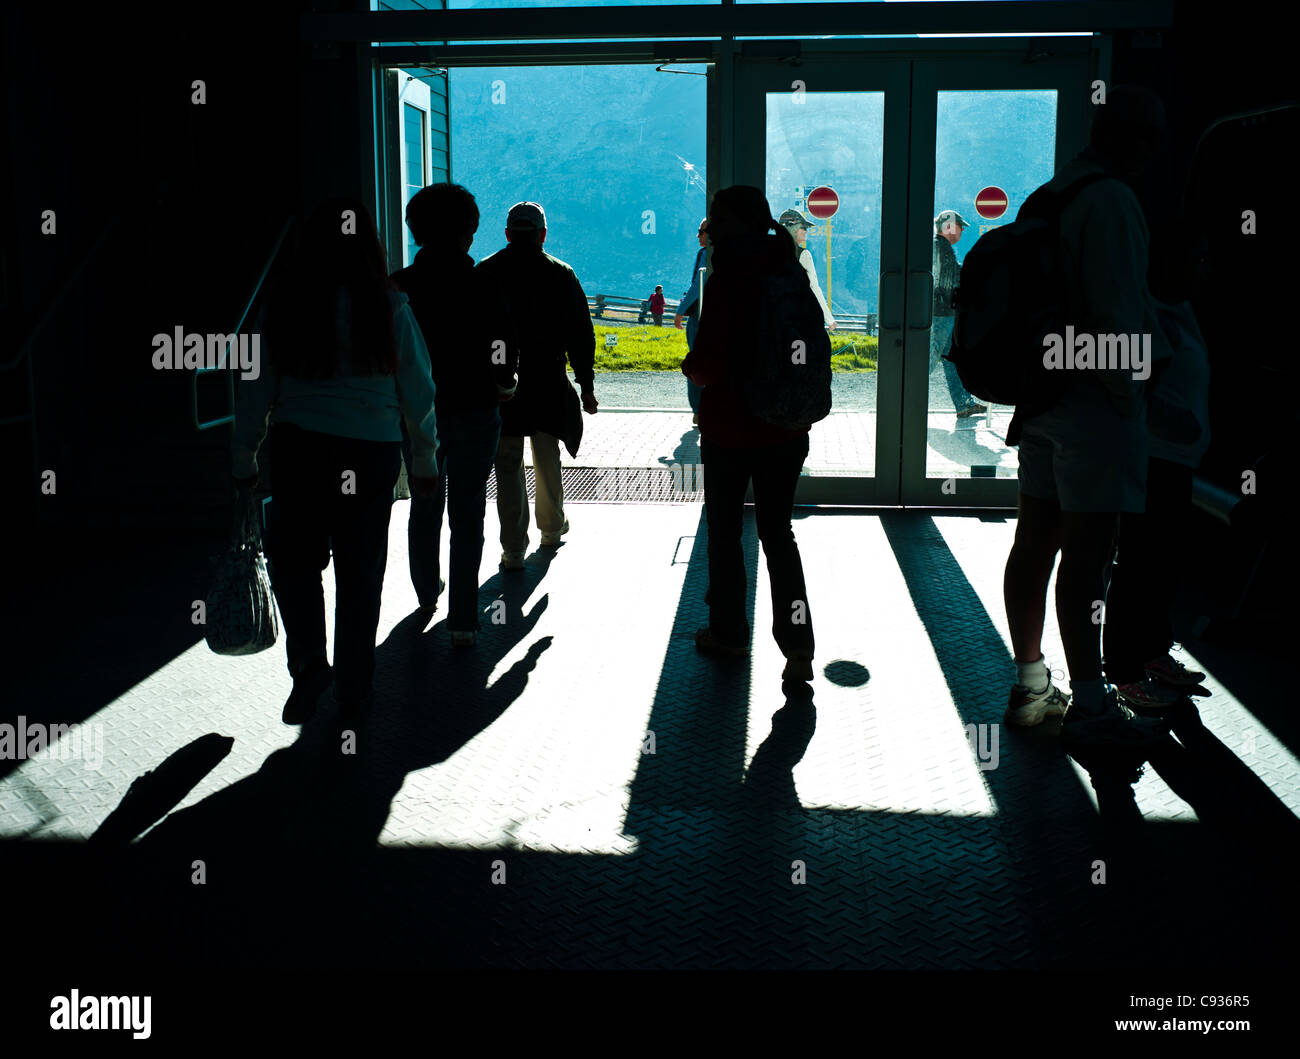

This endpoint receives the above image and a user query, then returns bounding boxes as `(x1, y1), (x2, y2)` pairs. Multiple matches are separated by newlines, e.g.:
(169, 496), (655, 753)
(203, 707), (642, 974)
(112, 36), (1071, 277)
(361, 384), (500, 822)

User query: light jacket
(798, 247), (834, 328)
(231, 288), (438, 480)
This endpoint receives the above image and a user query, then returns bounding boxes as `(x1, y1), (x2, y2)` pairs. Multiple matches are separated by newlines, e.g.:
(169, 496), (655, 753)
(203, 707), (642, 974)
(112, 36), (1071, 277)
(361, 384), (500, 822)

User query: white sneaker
(1004, 680), (1070, 727)
(501, 551), (525, 570)
(540, 520), (570, 547)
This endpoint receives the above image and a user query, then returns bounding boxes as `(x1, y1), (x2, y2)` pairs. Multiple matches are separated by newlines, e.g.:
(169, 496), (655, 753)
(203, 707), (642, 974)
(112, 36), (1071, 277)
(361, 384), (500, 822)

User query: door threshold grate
(486, 466), (704, 504)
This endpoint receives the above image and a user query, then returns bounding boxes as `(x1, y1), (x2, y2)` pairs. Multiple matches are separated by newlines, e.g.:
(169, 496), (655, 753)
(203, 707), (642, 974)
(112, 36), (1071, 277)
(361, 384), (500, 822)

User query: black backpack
(946, 171), (1116, 411)
(742, 254), (833, 430)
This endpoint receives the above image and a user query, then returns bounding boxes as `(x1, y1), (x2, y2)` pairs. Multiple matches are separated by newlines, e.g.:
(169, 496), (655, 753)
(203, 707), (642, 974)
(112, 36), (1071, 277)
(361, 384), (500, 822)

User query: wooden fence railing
(588, 294), (877, 334)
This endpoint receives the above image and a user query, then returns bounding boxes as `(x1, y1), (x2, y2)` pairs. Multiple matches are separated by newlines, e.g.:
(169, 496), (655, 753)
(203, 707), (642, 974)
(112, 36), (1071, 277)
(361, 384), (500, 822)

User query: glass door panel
(901, 53), (1094, 506)
(735, 58), (910, 506)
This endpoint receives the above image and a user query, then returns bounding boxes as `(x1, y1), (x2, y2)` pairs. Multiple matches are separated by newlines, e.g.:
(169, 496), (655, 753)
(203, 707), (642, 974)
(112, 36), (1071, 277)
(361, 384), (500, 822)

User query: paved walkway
(539, 372), (1019, 479)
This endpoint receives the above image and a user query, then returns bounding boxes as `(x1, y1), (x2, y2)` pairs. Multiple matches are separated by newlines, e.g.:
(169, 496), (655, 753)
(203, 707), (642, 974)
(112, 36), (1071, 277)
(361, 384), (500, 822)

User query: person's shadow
(658, 427), (701, 472)
(134, 554), (556, 860)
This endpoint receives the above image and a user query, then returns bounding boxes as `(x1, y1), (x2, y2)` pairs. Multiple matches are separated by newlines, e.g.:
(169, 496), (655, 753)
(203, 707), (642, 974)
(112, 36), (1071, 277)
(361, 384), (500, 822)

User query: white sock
(1015, 657), (1049, 693)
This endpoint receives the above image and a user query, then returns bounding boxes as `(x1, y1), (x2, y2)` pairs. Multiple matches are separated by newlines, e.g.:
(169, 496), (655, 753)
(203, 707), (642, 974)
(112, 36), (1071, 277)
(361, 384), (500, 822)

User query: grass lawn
(592, 324), (878, 372)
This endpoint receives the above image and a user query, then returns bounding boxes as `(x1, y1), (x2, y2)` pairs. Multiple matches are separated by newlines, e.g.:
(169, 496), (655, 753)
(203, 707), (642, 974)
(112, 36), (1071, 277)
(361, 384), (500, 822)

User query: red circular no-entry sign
(806, 186), (839, 220)
(974, 186), (1009, 220)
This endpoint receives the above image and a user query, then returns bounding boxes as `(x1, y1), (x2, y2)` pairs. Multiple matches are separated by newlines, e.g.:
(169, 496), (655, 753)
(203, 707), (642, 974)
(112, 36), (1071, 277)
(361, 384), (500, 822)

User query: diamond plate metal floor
(4, 507), (1297, 970)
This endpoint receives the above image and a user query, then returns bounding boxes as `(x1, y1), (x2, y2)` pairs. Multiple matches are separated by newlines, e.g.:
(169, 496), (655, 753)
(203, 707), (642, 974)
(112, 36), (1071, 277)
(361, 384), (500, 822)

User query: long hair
(265, 198), (398, 379)
(706, 185), (800, 265)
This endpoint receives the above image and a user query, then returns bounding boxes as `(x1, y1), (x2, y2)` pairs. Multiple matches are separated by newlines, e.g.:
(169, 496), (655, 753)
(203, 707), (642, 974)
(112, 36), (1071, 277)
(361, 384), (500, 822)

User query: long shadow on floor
(109, 551), (557, 964)
(6, 513), (1295, 970)
(3, 528), (228, 781)
(880, 511), (1297, 965)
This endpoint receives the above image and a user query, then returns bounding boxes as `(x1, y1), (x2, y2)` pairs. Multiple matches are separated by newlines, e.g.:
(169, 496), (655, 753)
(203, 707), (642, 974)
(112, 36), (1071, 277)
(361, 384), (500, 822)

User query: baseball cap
(507, 201), (547, 231)
(934, 210), (970, 230)
(779, 208), (814, 230)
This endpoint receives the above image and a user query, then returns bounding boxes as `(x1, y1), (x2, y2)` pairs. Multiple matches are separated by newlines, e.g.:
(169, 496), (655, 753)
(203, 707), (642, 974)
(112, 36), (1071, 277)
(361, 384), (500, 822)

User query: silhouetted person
(649, 285), (665, 326)
(232, 199), (438, 724)
(1002, 86), (1174, 748)
(684, 186), (815, 682)
(1103, 222), (1210, 704)
(674, 217), (708, 422)
(476, 201), (597, 568)
(931, 209), (986, 418)
(392, 183), (519, 647)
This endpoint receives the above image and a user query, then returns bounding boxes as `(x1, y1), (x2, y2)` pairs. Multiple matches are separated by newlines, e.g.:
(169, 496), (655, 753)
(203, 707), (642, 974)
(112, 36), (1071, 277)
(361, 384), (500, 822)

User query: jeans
(403, 406), (502, 630)
(687, 378), (702, 414)
(267, 422), (400, 704)
(1103, 457), (1193, 684)
(701, 434), (814, 659)
(686, 318), (702, 414)
(928, 315), (976, 411)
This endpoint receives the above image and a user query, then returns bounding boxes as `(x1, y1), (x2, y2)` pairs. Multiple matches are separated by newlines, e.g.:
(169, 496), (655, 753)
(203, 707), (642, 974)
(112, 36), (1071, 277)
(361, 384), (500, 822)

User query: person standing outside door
(779, 209), (836, 332)
(674, 217), (708, 423)
(931, 209), (986, 418)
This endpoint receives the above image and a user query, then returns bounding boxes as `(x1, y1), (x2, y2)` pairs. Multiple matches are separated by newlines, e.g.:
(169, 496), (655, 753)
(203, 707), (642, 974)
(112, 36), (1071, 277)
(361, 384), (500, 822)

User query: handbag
(205, 491), (279, 655)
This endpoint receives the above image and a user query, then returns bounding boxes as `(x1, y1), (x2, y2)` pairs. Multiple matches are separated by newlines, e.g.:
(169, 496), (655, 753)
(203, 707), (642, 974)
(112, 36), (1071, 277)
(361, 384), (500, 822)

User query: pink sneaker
(1116, 677), (1183, 710)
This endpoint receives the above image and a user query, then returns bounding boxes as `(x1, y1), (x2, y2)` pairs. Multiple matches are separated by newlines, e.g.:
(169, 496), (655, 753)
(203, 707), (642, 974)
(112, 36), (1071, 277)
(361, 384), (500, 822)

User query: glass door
(901, 54), (1093, 506)
(734, 41), (1098, 507)
(734, 56), (910, 506)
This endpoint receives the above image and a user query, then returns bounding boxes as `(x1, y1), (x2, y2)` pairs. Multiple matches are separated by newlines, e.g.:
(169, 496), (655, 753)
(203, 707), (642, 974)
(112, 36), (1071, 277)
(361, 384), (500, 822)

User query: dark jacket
(681, 234), (809, 449)
(391, 247), (518, 414)
(932, 233), (959, 318)
(475, 241), (595, 438)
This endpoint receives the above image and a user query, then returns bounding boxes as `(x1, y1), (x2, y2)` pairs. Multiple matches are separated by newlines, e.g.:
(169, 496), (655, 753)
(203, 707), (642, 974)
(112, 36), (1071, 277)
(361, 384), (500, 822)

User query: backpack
(743, 255), (833, 430)
(946, 171), (1115, 411)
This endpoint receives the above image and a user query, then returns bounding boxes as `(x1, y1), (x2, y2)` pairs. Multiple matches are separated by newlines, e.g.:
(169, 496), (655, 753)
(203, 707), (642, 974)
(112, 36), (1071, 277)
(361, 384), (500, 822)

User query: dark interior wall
(1112, 7), (1290, 491)
(3, 3), (373, 550)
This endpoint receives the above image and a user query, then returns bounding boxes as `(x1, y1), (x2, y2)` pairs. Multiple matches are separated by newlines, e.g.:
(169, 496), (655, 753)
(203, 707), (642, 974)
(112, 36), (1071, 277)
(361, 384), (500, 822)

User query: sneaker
(1061, 687), (1167, 751)
(1144, 651), (1206, 687)
(450, 630), (477, 648)
(1004, 680), (1069, 727)
(501, 551), (525, 570)
(282, 659), (332, 725)
(692, 414), (699, 425)
(781, 654), (814, 682)
(1116, 676), (1183, 710)
(955, 403), (988, 419)
(694, 626), (748, 658)
(540, 520), (570, 547)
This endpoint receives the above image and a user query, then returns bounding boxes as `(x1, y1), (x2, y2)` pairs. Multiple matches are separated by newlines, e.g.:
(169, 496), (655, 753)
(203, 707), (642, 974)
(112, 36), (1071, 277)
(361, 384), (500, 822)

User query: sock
(1015, 657), (1049, 693)
(1070, 678), (1107, 715)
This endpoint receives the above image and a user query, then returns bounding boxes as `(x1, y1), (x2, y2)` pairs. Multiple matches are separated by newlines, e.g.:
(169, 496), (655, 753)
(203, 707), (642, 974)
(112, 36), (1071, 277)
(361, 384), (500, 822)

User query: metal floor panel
(4, 506), (1296, 970)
